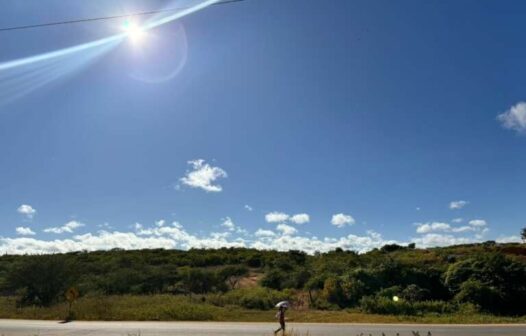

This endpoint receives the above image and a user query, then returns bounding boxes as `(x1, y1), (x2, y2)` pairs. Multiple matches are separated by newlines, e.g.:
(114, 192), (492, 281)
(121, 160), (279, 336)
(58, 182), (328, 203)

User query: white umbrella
(275, 301), (289, 308)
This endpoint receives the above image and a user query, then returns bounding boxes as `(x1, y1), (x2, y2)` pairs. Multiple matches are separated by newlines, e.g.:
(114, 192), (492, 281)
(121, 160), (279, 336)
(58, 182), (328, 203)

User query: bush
(209, 287), (289, 310)
(260, 269), (287, 290)
(401, 284), (430, 302)
(375, 286), (402, 299)
(454, 279), (502, 312)
(322, 277), (346, 308)
(5, 255), (75, 306)
(360, 296), (411, 315)
(360, 296), (455, 315)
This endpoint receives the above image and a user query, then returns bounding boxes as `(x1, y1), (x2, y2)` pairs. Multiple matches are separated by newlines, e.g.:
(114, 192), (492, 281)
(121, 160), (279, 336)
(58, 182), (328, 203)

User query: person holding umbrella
(274, 301), (289, 335)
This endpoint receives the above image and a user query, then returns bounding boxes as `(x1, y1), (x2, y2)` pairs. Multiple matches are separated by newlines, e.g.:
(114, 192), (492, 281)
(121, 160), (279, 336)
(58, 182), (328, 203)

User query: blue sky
(0, 0), (525, 254)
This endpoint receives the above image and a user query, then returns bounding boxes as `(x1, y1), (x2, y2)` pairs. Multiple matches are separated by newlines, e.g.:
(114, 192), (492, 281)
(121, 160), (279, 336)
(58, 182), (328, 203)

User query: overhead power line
(0, 0), (246, 33)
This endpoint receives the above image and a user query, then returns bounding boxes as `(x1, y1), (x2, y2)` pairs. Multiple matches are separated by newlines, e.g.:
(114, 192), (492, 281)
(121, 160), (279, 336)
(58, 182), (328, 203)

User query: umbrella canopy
(275, 300), (290, 308)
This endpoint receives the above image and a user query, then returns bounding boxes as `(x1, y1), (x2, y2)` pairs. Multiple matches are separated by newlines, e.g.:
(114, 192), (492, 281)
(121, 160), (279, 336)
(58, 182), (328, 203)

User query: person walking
(274, 305), (287, 335)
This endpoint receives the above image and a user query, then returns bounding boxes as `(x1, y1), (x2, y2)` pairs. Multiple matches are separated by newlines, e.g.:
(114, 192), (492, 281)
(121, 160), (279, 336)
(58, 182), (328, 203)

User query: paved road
(0, 320), (525, 336)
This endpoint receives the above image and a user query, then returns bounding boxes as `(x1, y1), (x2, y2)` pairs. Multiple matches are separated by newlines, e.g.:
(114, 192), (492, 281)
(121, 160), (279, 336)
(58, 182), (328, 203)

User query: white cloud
(17, 204), (36, 219)
(0, 218), (502, 256)
(452, 218), (463, 223)
(244, 205), (253, 211)
(331, 213), (355, 228)
(496, 235), (521, 243)
(44, 220), (84, 234)
(16, 227), (35, 236)
(0, 228), (399, 255)
(415, 222), (451, 234)
(451, 226), (475, 233)
(497, 102), (526, 134)
(415, 220), (483, 234)
(449, 200), (468, 210)
(218, 217), (247, 235)
(276, 223), (297, 236)
(469, 219), (487, 227)
(475, 227), (490, 240)
(221, 217), (235, 231)
(265, 212), (289, 223)
(254, 229), (276, 237)
(2, 221), (494, 256)
(265, 211), (310, 225)
(290, 213), (310, 225)
(411, 233), (477, 248)
(155, 219), (165, 227)
(252, 230), (398, 254)
(179, 159), (227, 192)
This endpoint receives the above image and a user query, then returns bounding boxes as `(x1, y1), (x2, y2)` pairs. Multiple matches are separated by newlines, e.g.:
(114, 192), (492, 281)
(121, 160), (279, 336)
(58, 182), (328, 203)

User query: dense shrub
(4, 255), (74, 306)
(0, 244), (525, 316)
(453, 279), (503, 312)
(210, 287), (290, 310)
(360, 296), (455, 315)
(401, 284), (430, 302)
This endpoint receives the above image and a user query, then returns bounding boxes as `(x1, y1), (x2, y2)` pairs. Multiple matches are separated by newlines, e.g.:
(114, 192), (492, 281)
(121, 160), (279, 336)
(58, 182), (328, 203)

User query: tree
(177, 267), (221, 294)
(260, 269), (287, 290)
(401, 284), (429, 302)
(521, 227), (526, 242)
(454, 279), (503, 312)
(6, 255), (74, 306)
(444, 253), (526, 314)
(219, 265), (249, 290)
(304, 275), (326, 307)
(322, 276), (346, 308)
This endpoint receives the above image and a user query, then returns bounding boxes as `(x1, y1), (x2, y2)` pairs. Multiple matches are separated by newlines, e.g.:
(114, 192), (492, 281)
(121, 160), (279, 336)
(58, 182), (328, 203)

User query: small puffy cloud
(244, 205), (253, 211)
(497, 102), (526, 134)
(469, 219), (487, 227)
(276, 223), (297, 236)
(265, 211), (310, 225)
(290, 213), (310, 225)
(16, 227), (35, 236)
(265, 212), (289, 223)
(415, 222), (451, 234)
(451, 226), (475, 233)
(155, 219), (165, 227)
(17, 204), (36, 219)
(452, 218), (463, 223)
(254, 229), (276, 237)
(331, 213), (355, 228)
(44, 220), (84, 234)
(221, 217), (235, 231)
(449, 200), (468, 210)
(180, 159), (227, 192)
(219, 217), (247, 235)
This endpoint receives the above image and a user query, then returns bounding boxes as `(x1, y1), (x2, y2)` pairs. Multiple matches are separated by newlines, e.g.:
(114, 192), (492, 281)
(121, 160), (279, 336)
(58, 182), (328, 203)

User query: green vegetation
(0, 242), (525, 323)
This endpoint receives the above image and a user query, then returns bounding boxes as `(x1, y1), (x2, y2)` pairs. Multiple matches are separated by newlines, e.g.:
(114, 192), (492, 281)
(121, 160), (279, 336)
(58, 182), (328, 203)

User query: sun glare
(122, 19), (145, 44)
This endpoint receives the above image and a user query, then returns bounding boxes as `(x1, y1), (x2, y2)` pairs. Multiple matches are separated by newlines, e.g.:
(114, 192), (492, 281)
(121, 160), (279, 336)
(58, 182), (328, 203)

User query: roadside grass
(0, 295), (524, 323)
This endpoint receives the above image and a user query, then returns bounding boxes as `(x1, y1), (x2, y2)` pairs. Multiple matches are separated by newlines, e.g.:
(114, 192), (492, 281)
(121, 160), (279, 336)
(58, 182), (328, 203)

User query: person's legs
(274, 322), (285, 335)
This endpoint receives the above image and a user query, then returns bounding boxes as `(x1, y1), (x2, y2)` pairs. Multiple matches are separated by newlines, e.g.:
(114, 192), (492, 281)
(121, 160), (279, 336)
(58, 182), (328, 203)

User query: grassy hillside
(0, 242), (525, 322)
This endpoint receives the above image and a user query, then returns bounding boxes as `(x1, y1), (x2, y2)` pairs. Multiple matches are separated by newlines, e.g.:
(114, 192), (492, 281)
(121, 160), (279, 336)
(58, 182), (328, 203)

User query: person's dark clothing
(274, 308), (286, 335)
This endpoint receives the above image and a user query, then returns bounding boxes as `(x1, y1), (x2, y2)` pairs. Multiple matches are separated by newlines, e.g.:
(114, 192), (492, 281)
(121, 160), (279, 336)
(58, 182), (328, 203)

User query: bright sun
(122, 19), (145, 44)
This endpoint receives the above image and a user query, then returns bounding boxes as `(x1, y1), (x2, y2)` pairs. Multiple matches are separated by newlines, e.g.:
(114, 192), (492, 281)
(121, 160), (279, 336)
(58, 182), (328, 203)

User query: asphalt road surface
(1, 320), (526, 336)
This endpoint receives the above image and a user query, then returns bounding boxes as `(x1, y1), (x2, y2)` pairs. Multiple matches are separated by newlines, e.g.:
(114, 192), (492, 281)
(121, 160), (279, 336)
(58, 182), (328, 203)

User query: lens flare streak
(0, 0), (222, 105)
